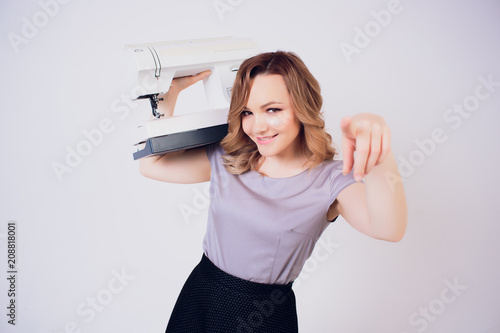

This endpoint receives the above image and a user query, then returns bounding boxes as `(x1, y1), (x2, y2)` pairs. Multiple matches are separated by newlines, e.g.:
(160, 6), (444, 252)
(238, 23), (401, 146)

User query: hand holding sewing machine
(128, 37), (258, 159)
(170, 70), (212, 94)
(153, 70), (213, 119)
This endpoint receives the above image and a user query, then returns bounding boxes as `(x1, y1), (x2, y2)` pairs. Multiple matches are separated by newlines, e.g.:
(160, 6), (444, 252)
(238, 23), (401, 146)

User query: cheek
(268, 112), (297, 132)
(241, 117), (252, 135)
(267, 115), (284, 128)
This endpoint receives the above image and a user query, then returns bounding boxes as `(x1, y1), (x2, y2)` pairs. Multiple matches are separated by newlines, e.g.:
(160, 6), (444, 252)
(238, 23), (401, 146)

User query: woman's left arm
(334, 113), (407, 242)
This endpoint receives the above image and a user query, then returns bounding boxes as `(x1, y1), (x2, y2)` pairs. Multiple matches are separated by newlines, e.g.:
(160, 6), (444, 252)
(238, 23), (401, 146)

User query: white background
(1, 0), (500, 332)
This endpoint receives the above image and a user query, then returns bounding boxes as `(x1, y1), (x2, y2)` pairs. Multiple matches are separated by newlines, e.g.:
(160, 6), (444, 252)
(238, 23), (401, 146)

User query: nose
(253, 113), (269, 133)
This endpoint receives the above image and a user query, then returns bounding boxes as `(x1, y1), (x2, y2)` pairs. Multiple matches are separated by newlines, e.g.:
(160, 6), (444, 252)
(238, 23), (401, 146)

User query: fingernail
(354, 174), (362, 182)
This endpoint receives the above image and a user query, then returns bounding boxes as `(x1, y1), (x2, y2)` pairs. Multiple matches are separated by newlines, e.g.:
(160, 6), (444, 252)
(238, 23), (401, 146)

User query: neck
(257, 144), (310, 178)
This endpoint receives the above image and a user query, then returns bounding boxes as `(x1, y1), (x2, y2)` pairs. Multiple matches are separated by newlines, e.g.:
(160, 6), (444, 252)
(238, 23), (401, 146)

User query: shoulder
(313, 158), (345, 178)
(301, 158), (351, 189)
(206, 142), (225, 161)
(321, 158), (344, 170)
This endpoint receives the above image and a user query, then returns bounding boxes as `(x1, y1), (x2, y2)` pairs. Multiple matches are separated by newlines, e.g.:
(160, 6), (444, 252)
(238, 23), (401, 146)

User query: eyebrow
(243, 101), (284, 110)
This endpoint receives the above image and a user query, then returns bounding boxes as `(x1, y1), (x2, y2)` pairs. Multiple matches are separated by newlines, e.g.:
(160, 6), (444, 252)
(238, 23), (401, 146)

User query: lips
(256, 134), (278, 145)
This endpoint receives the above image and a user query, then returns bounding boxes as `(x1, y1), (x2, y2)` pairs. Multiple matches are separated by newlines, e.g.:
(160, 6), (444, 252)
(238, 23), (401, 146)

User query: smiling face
(241, 74), (302, 159)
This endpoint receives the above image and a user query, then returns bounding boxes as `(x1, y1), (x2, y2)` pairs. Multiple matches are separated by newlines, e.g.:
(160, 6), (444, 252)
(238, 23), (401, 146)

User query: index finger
(353, 131), (370, 181)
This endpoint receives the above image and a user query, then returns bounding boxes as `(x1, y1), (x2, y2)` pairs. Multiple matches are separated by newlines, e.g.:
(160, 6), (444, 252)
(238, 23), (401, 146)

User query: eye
(267, 108), (282, 113)
(241, 110), (252, 116)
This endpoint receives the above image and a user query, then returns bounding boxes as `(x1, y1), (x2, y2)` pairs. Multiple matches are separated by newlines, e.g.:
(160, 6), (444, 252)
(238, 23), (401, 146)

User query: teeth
(258, 134), (277, 141)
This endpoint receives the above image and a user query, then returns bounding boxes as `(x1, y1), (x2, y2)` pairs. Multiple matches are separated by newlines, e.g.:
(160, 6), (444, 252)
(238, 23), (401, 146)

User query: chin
(256, 146), (279, 158)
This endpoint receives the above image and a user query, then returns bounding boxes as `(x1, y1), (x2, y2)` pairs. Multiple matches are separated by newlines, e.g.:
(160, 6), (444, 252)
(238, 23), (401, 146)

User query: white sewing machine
(125, 37), (259, 159)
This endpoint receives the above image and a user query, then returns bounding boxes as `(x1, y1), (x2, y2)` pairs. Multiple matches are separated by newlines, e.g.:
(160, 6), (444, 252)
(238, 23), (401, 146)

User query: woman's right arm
(139, 71), (212, 184)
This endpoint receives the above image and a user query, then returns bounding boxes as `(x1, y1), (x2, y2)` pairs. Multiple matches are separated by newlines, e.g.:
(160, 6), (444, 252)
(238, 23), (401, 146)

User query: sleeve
(205, 143), (228, 180)
(205, 142), (221, 162)
(329, 160), (362, 206)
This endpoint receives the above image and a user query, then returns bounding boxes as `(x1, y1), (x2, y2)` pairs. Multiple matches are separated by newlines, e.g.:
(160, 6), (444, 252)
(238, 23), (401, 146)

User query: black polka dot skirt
(165, 254), (298, 332)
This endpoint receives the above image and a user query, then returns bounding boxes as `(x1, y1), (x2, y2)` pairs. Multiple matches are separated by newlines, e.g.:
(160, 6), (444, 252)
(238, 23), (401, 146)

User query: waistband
(198, 254), (293, 296)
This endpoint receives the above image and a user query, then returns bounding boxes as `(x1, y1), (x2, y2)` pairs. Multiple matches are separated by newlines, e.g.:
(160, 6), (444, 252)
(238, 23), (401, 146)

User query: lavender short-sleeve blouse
(202, 143), (358, 284)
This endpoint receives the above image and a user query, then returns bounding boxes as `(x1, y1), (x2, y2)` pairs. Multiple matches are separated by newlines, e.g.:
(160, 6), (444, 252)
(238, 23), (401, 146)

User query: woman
(140, 51), (407, 332)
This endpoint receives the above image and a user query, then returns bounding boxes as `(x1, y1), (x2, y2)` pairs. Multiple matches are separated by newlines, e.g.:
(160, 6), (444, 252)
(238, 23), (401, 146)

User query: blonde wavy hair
(220, 51), (337, 175)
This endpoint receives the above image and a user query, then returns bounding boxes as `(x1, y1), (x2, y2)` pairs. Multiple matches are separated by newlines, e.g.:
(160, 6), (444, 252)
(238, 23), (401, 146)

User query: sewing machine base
(133, 124), (228, 160)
